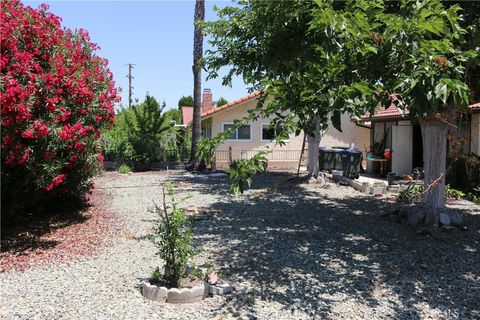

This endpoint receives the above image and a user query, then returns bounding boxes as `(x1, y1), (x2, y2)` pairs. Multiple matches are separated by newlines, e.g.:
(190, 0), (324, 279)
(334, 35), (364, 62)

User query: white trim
(222, 122), (237, 141)
(222, 121), (252, 141)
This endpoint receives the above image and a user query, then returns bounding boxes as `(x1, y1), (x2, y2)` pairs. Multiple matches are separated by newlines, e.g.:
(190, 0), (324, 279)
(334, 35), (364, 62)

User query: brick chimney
(202, 88), (213, 113)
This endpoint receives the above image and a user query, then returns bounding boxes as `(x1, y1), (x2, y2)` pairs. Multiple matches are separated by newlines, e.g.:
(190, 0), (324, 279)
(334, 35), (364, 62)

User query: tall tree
(121, 95), (171, 165)
(377, 0), (478, 226)
(203, 0), (379, 180)
(189, 0), (205, 170)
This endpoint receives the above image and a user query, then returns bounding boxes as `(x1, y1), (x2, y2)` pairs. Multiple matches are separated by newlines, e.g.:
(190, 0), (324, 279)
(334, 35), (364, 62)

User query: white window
(222, 122), (251, 140)
(202, 124), (212, 138)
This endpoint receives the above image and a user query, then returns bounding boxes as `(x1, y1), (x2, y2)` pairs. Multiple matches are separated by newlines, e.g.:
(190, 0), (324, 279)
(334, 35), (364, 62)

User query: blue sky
(24, 0), (248, 110)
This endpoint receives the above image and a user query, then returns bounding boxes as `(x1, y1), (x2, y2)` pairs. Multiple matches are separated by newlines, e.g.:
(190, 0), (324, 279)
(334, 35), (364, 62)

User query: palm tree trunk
(189, 0), (205, 169)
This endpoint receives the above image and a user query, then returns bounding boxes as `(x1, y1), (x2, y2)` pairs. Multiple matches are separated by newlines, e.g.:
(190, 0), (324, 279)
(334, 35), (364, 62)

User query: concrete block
(209, 283), (233, 295)
(348, 179), (369, 193)
(167, 285), (206, 303)
(369, 185), (385, 195)
(191, 285), (208, 300)
(141, 282), (167, 303)
(166, 288), (184, 303)
(203, 283), (210, 298)
(153, 287), (167, 302)
(167, 288), (192, 303)
(142, 282), (156, 300)
(142, 281), (208, 304)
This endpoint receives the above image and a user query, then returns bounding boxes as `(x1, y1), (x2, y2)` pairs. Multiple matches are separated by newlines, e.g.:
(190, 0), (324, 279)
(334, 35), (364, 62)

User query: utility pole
(126, 63), (135, 108)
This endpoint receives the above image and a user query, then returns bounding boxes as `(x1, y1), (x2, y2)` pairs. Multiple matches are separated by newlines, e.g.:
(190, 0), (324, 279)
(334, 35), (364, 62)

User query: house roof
(364, 102), (480, 122)
(201, 91), (261, 119)
(181, 106), (193, 125)
(470, 103), (480, 111)
(362, 104), (410, 121)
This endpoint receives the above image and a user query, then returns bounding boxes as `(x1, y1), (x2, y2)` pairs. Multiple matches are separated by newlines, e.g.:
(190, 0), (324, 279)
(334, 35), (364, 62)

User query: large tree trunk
(306, 116), (324, 183)
(408, 116), (463, 227)
(420, 118), (447, 211)
(189, 0), (205, 170)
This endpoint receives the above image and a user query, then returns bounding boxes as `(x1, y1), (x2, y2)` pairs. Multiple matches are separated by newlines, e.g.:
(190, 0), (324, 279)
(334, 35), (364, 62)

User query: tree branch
(422, 173), (444, 195)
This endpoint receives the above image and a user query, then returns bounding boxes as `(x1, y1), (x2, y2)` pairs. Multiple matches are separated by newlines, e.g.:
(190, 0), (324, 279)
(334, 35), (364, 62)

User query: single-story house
(361, 103), (480, 176)
(182, 89), (371, 170)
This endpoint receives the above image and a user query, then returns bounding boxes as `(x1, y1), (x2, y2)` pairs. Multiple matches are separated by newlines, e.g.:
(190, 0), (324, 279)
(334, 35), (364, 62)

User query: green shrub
(398, 184), (424, 203)
(117, 165), (131, 174)
(227, 152), (269, 195)
(104, 95), (173, 165)
(445, 184), (465, 199)
(1, 1), (120, 220)
(149, 182), (197, 288)
(151, 267), (162, 283)
(398, 184), (470, 203)
(466, 192), (480, 204)
(229, 159), (240, 170)
(162, 140), (180, 162)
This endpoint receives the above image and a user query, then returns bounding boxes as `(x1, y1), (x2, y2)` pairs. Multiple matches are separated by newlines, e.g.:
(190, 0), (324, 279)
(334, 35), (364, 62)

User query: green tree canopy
(202, 0), (382, 180)
(164, 108), (182, 125)
(215, 97), (228, 107)
(177, 95), (194, 107)
(371, 0), (479, 224)
(105, 95), (173, 165)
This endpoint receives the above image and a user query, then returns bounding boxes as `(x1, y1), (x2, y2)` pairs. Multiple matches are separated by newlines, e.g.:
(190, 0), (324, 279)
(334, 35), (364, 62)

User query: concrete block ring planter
(141, 280), (233, 303)
(141, 280), (208, 303)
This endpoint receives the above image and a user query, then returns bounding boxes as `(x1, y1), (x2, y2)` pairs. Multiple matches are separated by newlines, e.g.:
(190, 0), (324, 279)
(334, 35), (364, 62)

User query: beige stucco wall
(471, 113), (480, 156)
(321, 113), (371, 152)
(205, 99), (305, 170)
(204, 98), (370, 170)
(209, 99), (304, 151)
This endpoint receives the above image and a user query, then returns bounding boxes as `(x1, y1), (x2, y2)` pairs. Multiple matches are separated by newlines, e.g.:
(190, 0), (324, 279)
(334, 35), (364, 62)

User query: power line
(126, 63), (135, 108)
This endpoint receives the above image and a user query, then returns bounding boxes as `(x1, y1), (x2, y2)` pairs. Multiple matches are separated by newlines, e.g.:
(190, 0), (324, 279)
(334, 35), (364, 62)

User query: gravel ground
(1, 170), (479, 319)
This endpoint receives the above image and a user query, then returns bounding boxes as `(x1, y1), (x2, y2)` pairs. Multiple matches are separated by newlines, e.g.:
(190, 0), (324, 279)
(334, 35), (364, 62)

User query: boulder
(439, 211), (451, 226)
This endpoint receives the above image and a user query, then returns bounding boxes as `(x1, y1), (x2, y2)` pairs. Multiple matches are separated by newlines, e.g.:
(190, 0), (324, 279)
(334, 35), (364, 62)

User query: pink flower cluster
(42, 173), (67, 191)
(1, 0), (120, 193)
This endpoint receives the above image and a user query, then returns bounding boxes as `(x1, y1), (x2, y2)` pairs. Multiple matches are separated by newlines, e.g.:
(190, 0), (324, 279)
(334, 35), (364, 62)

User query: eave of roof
(363, 102), (480, 121)
(201, 91), (261, 119)
(470, 103), (480, 111)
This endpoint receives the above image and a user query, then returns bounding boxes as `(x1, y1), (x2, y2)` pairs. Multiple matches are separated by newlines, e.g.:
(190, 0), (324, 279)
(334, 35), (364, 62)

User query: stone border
(141, 281), (208, 303)
(141, 281), (233, 303)
(346, 178), (387, 195)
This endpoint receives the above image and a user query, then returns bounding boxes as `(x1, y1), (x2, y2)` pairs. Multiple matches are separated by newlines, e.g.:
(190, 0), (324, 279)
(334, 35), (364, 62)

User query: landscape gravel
(1, 170), (479, 319)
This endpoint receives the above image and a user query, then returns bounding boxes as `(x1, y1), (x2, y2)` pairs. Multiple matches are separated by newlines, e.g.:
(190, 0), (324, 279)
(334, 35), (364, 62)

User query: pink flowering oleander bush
(1, 0), (120, 219)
